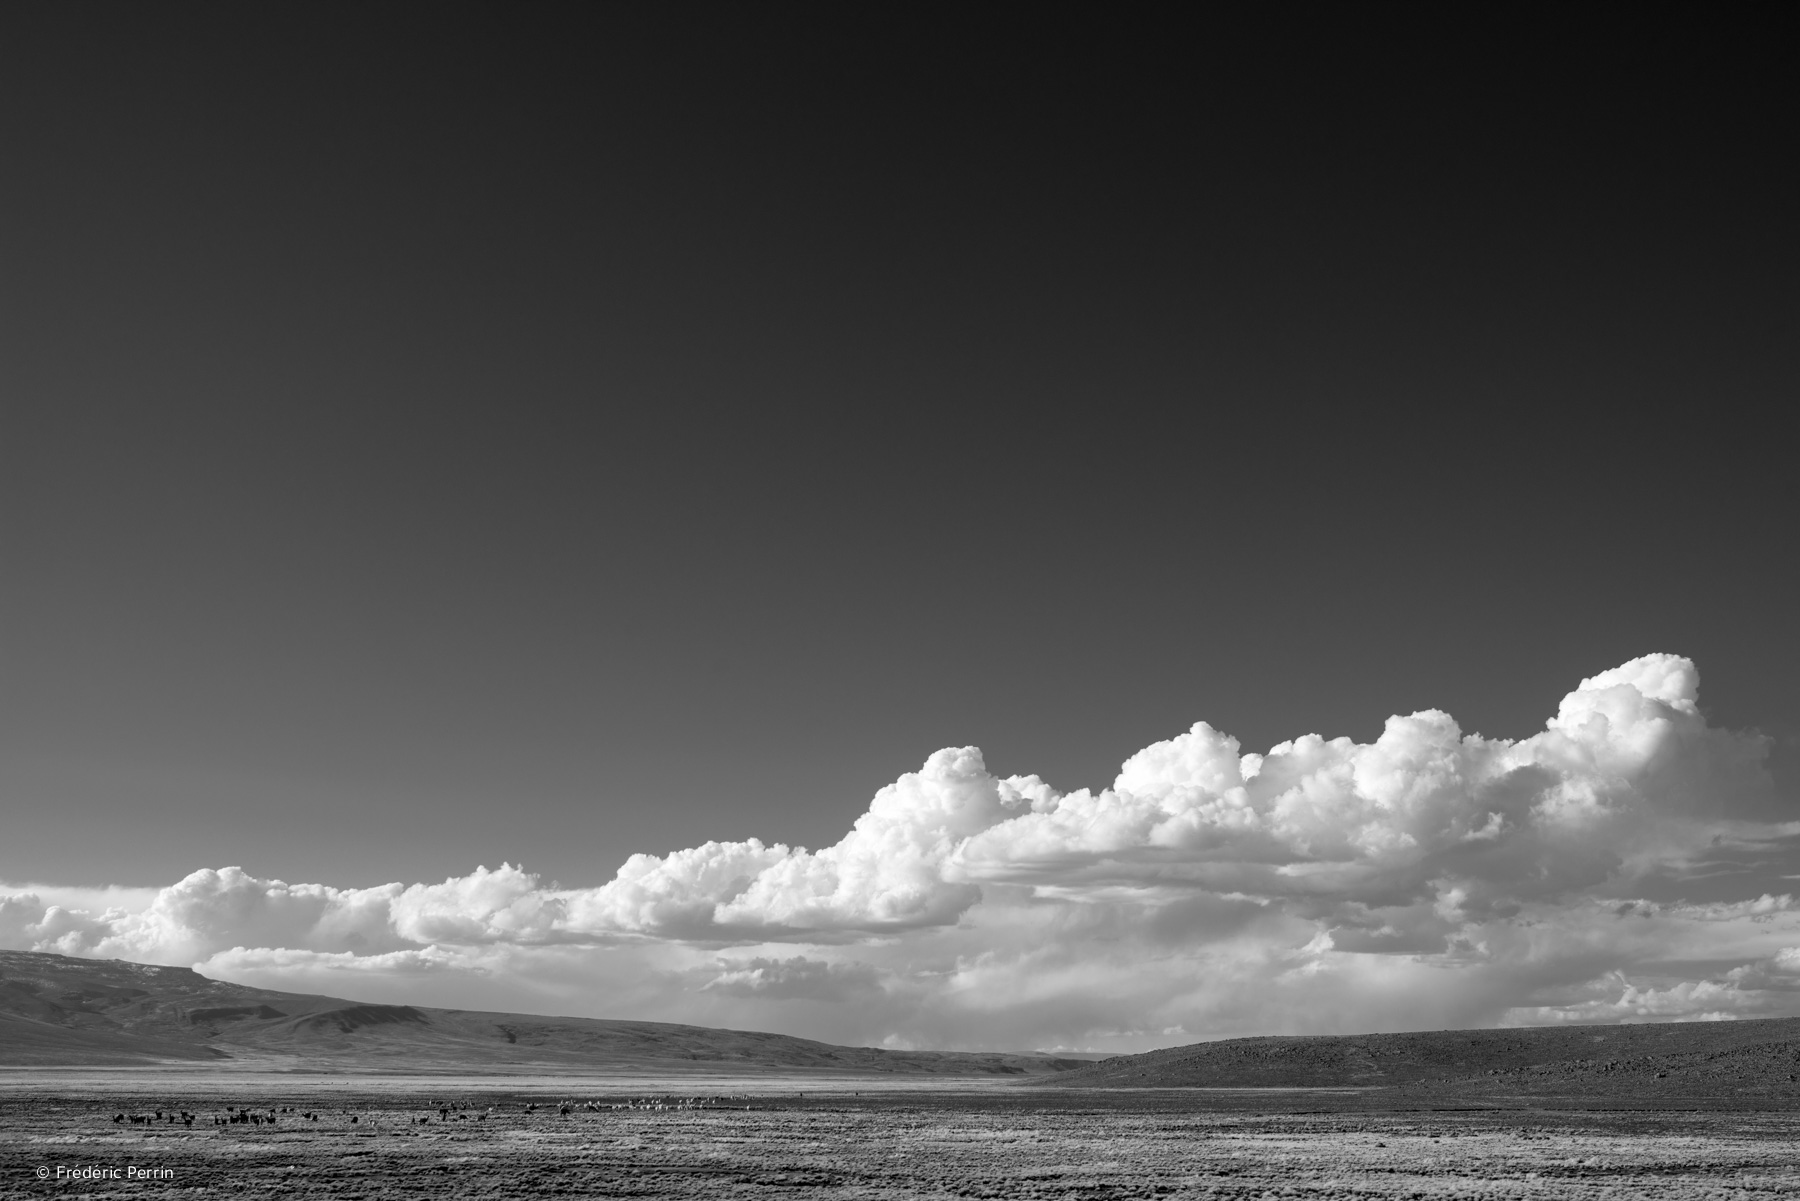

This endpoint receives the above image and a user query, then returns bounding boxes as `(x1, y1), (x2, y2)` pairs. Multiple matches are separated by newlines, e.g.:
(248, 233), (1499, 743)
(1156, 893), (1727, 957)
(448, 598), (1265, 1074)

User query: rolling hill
(0, 949), (1081, 1075)
(16, 947), (1797, 1093)
(1035, 1018), (1800, 1096)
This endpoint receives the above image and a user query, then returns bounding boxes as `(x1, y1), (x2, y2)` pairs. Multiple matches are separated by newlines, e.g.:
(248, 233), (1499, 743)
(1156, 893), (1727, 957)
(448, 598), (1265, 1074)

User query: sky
(1, 7), (1797, 1052)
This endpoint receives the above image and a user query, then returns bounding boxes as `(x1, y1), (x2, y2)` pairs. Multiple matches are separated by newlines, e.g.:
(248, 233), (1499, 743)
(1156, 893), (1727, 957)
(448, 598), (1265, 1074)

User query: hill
(1035, 1019), (1800, 1096)
(0, 949), (1081, 1075)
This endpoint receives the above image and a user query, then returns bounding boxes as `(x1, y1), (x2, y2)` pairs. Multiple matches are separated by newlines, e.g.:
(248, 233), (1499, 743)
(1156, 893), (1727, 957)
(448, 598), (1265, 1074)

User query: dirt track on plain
(6, 1087), (1800, 1198)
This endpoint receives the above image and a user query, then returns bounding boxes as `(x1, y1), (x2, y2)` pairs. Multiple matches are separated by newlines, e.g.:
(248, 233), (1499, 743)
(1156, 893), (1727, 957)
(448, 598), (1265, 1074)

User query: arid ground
(5, 1076), (1800, 1199)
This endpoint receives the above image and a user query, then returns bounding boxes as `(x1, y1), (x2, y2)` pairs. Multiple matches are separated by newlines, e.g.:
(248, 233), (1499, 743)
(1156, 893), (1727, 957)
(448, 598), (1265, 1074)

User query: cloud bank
(6, 654), (1798, 1051)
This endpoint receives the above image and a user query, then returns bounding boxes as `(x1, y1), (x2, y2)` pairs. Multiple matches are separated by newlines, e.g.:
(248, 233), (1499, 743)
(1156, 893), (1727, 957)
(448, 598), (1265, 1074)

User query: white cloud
(4, 653), (1796, 1051)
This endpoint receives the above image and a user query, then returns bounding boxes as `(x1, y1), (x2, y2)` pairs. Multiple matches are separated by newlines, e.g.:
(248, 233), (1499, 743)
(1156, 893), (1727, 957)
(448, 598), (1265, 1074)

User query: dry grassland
(6, 1088), (1800, 1199)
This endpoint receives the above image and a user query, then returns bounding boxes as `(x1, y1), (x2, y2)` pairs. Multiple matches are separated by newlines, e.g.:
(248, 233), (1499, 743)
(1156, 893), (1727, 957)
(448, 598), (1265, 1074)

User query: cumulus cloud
(4, 654), (1796, 1051)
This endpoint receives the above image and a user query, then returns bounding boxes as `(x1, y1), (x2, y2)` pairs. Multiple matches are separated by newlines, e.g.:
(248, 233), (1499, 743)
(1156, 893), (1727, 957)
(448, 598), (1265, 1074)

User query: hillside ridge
(0, 949), (1080, 1075)
(1034, 1018), (1800, 1096)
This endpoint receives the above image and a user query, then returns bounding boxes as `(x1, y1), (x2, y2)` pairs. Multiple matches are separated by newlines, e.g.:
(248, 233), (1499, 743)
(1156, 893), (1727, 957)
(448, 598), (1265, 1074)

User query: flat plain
(6, 1078), (1800, 1199)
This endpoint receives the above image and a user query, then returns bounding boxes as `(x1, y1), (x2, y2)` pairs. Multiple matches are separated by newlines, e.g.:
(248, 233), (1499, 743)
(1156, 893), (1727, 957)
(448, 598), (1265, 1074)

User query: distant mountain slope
(0, 950), (346, 1066)
(0, 949), (1081, 1075)
(1034, 1019), (1800, 1094)
(0, 1011), (228, 1066)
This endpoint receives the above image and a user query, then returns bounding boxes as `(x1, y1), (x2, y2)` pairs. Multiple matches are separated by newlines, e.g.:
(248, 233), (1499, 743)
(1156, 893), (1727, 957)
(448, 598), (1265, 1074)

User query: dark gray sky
(3, 6), (1795, 890)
